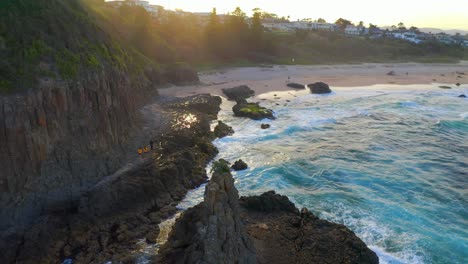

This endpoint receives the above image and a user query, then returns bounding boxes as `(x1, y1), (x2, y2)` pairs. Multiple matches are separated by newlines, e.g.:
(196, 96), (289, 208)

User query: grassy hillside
(272, 31), (467, 65)
(0, 0), (154, 94)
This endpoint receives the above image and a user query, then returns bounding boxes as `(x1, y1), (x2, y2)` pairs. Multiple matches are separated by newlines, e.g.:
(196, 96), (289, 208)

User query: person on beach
(150, 140), (154, 150)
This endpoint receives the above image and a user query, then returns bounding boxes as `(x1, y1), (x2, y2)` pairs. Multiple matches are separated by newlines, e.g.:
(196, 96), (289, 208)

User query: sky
(148, 0), (468, 30)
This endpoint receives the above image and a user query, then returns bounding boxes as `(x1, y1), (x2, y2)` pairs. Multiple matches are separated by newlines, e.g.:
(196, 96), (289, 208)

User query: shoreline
(160, 62), (468, 98)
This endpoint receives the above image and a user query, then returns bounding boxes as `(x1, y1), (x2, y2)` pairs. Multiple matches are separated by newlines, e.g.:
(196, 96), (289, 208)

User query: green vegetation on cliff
(0, 0), (189, 94)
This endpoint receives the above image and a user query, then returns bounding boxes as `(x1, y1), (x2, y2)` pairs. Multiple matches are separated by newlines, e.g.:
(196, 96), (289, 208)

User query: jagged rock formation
(214, 121), (234, 138)
(158, 167), (379, 264)
(222, 85), (255, 102)
(156, 161), (257, 264)
(240, 191), (380, 264)
(308, 82), (332, 94)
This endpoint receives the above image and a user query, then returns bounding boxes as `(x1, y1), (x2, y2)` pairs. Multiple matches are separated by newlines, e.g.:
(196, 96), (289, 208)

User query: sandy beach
(160, 62), (468, 97)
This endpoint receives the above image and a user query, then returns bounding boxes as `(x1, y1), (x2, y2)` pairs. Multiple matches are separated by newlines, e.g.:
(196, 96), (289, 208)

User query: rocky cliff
(0, 70), (156, 231)
(0, 0), (200, 233)
(0, 94), (222, 263)
(157, 161), (379, 264)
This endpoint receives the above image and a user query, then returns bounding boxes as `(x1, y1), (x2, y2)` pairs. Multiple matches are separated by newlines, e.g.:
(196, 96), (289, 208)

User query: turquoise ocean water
(179, 84), (468, 264)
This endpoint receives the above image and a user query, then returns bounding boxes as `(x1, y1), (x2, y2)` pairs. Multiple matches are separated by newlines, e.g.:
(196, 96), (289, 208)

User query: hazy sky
(149, 0), (468, 30)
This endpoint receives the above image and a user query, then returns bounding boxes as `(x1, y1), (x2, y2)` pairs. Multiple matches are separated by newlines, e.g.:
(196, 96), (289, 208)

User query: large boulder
(222, 85), (255, 102)
(287, 83), (305, 89)
(308, 82), (332, 94)
(231, 159), (248, 171)
(214, 121), (234, 138)
(233, 100), (274, 120)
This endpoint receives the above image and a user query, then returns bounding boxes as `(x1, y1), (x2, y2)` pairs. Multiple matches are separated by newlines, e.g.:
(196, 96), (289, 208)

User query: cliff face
(0, 69), (156, 230)
(0, 94), (222, 264)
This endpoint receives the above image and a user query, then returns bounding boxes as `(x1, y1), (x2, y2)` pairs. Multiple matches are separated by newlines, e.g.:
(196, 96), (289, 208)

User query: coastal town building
(106, 0), (161, 16)
(344, 25), (366, 36)
(390, 32), (423, 44)
(262, 21), (337, 32)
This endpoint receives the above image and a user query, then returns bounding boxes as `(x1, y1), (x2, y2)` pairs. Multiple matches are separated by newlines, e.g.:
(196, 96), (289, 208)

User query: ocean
(178, 84), (467, 264)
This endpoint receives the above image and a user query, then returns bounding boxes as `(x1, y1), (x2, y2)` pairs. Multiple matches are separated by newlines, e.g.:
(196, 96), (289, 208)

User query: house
(193, 12), (229, 25)
(390, 32), (423, 44)
(434, 33), (456, 45)
(262, 22), (294, 32)
(106, 0), (159, 16)
(310, 22), (338, 31)
(345, 25), (365, 36)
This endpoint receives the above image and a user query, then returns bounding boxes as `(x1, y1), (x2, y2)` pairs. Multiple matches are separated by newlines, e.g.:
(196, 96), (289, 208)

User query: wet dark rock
(240, 191), (379, 264)
(456, 83), (460, 86)
(287, 83), (305, 89)
(233, 99), (274, 120)
(261, 124), (270, 129)
(308, 82), (332, 94)
(459, 94), (467, 98)
(387, 70), (396, 76)
(240, 191), (297, 214)
(214, 121), (234, 138)
(231, 159), (248, 171)
(156, 162), (256, 264)
(222, 85), (255, 102)
(164, 94), (222, 119)
(439, 85), (452, 89)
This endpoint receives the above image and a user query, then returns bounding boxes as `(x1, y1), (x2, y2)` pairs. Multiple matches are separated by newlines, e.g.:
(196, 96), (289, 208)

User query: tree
(398, 22), (406, 30)
(316, 18), (326, 23)
(358, 21), (364, 27)
(204, 8), (222, 58)
(409, 26), (419, 33)
(335, 18), (353, 30)
(250, 9), (263, 51)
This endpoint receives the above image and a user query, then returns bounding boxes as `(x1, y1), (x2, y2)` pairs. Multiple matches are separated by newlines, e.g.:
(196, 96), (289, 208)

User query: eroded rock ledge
(157, 161), (379, 264)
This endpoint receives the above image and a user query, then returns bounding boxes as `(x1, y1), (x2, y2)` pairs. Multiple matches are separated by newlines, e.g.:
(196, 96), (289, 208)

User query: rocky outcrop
(231, 159), (248, 171)
(156, 160), (257, 264)
(222, 85), (255, 102)
(439, 85), (451, 89)
(233, 99), (275, 120)
(214, 121), (234, 138)
(458, 94), (467, 98)
(240, 191), (379, 264)
(0, 94), (222, 264)
(261, 124), (270, 129)
(308, 82), (332, 94)
(287, 83), (305, 89)
(159, 167), (379, 264)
